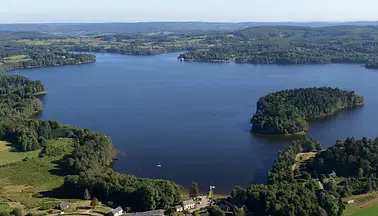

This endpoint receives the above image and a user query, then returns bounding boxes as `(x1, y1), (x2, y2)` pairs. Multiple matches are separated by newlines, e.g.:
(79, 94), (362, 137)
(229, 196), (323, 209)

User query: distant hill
(1, 21), (378, 35)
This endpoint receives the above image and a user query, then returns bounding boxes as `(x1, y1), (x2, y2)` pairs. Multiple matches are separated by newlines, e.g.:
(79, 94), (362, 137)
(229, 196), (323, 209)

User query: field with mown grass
(0, 138), (74, 213)
(2, 55), (31, 63)
(343, 191), (378, 215)
(0, 141), (40, 166)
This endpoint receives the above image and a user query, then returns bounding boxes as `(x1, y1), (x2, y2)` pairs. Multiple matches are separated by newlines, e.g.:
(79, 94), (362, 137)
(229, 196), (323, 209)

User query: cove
(8, 52), (378, 194)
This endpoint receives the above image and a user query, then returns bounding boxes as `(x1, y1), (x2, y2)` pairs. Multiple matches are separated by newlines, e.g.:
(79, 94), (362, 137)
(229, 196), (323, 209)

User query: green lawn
(5, 55), (28, 60)
(348, 204), (378, 216)
(343, 192), (378, 216)
(0, 138), (74, 212)
(0, 141), (40, 166)
(3, 55), (31, 63)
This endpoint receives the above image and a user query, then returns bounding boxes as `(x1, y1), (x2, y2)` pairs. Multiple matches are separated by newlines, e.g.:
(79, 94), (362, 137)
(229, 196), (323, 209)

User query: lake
(8, 52), (378, 194)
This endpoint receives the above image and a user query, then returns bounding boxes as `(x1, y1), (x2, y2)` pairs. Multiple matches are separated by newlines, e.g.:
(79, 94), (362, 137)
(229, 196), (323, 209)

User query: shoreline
(3, 60), (96, 73)
(252, 102), (365, 137)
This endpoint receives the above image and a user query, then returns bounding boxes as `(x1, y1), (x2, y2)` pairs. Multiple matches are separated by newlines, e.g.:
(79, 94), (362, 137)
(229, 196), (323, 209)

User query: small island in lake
(251, 87), (364, 135)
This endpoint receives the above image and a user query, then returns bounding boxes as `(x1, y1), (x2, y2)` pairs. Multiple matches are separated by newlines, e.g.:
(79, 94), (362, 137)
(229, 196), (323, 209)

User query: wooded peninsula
(251, 87), (364, 135)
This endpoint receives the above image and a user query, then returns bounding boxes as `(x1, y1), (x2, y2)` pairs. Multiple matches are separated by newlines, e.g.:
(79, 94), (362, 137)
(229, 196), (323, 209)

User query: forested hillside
(178, 25), (378, 68)
(251, 87), (364, 135)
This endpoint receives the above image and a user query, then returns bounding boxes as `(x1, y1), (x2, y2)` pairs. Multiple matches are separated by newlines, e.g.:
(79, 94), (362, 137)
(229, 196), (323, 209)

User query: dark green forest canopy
(231, 138), (378, 216)
(251, 87), (364, 135)
(178, 25), (378, 68)
(0, 75), (45, 117)
(230, 139), (345, 216)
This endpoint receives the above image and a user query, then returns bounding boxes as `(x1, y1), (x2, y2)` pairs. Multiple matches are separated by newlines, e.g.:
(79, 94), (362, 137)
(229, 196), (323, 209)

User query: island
(251, 87), (364, 135)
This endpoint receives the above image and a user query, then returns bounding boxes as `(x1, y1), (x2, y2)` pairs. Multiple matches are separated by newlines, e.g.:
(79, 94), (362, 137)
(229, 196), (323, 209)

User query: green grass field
(0, 138), (74, 212)
(3, 55), (31, 63)
(349, 204), (378, 216)
(343, 192), (378, 216)
(0, 141), (40, 166)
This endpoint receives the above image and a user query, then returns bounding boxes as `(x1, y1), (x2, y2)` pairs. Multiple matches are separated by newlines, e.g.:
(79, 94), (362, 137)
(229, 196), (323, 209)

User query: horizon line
(1, 20), (378, 25)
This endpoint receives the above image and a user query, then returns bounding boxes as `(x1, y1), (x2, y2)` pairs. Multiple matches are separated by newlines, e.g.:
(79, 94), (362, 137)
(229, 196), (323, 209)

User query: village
(53, 186), (232, 216)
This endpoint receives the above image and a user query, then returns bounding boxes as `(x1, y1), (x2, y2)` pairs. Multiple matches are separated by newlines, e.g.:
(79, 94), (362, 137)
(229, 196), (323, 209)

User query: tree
(357, 168), (364, 178)
(208, 206), (225, 216)
(189, 181), (199, 199)
(84, 188), (91, 200)
(90, 198), (99, 209)
(136, 185), (157, 211)
(10, 208), (22, 216)
(233, 207), (244, 216)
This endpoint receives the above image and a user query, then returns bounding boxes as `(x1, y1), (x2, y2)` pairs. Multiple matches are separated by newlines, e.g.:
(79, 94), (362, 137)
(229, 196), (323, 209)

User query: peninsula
(251, 87), (364, 135)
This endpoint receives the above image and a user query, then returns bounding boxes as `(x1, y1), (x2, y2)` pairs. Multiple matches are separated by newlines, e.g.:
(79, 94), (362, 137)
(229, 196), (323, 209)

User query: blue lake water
(9, 52), (378, 194)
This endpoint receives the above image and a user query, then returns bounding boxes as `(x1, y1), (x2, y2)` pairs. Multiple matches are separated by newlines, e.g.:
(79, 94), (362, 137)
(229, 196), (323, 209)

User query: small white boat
(157, 162), (162, 168)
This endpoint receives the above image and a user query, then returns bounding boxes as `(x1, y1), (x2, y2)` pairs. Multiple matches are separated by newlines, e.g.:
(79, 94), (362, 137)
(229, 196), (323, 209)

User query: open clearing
(0, 139), (72, 213)
(343, 192), (378, 215)
(291, 152), (317, 171)
(0, 141), (40, 166)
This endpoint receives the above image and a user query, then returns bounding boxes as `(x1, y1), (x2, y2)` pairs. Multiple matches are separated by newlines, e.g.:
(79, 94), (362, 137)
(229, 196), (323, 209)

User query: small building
(125, 210), (164, 216)
(110, 206), (124, 216)
(346, 200), (355, 204)
(175, 205), (183, 212)
(182, 200), (195, 211)
(59, 202), (70, 210)
(328, 171), (337, 178)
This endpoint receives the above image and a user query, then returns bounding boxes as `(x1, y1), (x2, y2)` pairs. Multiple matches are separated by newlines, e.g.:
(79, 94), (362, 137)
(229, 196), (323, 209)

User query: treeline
(63, 127), (182, 211)
(308, 137), (378, 178)
(268, 139), (322, 184)
(0, 75), (45, 117)
(178, 25), (378, 69)
(251, 87), (364, 135)
(230, 137), (378, 216)
(0, 115), (183, 211)
(230, 139), (345, 216)
(0, 44), (96, 71)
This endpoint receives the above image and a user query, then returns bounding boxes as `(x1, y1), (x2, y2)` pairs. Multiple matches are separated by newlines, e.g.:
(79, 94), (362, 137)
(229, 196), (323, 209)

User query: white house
(110, 206), (124, 216)
(175, 205), (183, 212)
(346, 200), (355, 204)
(182, 200), (195, 210)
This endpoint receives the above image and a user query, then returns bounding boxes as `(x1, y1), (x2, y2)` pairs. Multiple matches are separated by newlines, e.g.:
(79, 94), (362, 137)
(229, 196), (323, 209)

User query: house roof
(111, 206), (123, 214)
(175, 205), (183, 209)
(59, 202), (69, 209)
(182, 200), (195, 206)
(125, 210), (164, 216)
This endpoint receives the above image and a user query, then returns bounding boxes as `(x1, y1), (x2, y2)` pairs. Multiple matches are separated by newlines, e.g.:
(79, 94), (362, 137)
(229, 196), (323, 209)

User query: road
(189, 196), (210, 213)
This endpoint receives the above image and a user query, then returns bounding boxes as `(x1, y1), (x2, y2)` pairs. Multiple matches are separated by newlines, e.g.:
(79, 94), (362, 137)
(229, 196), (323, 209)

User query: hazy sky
(1, 0), (378, 23)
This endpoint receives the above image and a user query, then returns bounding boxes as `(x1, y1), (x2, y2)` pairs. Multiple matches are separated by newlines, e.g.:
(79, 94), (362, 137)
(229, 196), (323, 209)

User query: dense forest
(230, 139), (345, 216)
(230, 137), (378, 215)
(251, 87), (364, 135)
(0, 75), (44, 117)
(178, 25), (378, 69)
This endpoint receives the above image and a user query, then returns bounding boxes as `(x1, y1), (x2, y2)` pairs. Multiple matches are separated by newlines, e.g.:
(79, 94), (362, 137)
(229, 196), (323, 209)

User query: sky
(1, 0), (378, 23)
